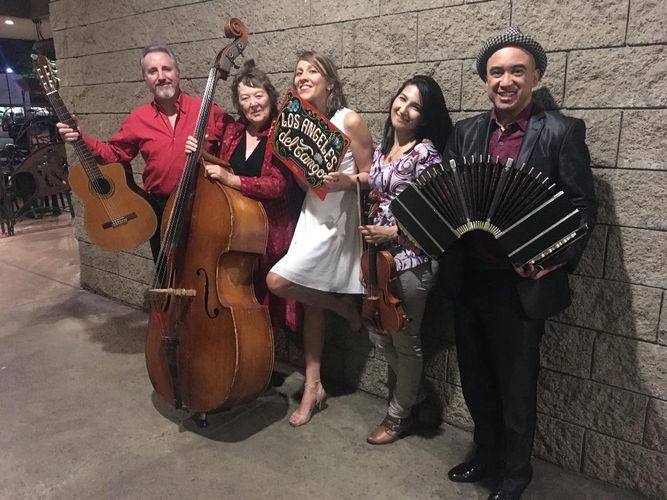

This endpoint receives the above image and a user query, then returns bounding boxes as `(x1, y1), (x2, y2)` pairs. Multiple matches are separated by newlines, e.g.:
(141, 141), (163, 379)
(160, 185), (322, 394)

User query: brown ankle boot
(367, 413), (412, 445)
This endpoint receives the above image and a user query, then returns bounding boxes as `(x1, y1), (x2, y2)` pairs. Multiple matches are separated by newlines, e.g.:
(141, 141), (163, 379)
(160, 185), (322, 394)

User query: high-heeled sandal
(289, 380), (328, 427)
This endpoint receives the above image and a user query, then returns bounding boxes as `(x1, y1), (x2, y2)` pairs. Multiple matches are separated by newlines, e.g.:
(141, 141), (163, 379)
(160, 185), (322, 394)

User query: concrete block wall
(50, 0), (666, 497)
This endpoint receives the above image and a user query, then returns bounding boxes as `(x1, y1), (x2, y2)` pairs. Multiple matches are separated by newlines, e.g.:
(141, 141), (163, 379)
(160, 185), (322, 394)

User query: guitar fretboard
(45, 89), (105, 184)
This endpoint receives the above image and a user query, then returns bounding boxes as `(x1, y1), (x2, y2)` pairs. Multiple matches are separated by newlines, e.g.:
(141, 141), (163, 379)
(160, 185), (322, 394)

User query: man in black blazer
(443, 28), (597, 500)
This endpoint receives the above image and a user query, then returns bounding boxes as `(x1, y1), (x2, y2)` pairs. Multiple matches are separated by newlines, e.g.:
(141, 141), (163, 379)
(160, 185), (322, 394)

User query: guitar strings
(46, 87), (120, 226)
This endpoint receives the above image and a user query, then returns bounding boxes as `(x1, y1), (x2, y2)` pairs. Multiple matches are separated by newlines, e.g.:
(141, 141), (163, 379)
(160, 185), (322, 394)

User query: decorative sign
(269, 89), (350, 200)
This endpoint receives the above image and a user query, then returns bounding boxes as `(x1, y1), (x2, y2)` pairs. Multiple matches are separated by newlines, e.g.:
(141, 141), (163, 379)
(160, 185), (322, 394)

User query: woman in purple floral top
(359, 75), (453, 445)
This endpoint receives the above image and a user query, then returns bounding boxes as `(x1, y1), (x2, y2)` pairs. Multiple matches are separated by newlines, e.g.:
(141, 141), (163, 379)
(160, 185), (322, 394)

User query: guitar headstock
(31, 53), (60, 93)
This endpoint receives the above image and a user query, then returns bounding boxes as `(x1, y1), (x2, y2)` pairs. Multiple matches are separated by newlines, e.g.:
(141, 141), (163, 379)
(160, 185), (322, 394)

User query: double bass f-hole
(195, 267), (220, 319)
(357, 182), (408, 336)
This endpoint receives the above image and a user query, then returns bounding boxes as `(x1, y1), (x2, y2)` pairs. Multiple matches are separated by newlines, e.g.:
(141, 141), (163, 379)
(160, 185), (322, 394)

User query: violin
(359, 189), (406, 335)
(145, 19), (273, 424)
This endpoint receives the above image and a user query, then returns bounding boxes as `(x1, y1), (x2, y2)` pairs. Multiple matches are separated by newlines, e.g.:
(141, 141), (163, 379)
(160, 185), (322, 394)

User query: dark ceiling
(0, 0), (48, 19)
(0, 0), (52, 75)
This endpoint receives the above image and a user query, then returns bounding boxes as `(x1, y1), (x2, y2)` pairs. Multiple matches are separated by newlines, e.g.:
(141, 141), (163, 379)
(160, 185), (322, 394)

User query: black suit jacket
(442, 104), (597, 319)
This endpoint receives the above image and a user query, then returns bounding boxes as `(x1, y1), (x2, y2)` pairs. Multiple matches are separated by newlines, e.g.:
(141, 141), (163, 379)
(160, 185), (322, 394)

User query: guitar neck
(45, 88), (104, 181)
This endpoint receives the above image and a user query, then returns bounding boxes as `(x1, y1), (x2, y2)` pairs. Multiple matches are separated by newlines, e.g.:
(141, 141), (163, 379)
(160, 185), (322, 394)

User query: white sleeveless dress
(270, 108), (364, 294)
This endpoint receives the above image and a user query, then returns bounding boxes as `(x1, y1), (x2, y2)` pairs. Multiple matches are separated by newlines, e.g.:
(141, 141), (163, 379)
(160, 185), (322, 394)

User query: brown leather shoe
(367, 413), (412, 445)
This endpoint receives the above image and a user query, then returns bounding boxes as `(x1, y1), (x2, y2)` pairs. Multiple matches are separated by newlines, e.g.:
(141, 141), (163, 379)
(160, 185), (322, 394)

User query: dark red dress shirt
(488, 104), (532, 166)
(465, 104), (533, 268)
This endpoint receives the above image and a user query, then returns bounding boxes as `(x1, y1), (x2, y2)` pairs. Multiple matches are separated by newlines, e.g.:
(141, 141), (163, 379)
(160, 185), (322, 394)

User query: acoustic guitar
(32, 54), (157, 252)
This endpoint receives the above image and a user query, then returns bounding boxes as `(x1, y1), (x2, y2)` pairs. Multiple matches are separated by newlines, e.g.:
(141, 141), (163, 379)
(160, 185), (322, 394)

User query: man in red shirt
(57, 44), (228, 260)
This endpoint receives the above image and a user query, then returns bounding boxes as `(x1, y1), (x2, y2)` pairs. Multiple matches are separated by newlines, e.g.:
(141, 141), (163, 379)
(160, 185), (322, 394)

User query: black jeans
(454, 269), (543, 494)
(145, 192), (168, 263)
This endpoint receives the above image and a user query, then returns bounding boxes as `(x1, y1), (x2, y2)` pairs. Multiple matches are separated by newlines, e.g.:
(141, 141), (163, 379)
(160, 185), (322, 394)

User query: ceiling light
(4, 19), (15, 25)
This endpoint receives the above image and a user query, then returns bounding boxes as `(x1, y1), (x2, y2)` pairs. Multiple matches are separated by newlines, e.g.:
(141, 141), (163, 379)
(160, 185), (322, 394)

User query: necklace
(384, 139), (417, 163)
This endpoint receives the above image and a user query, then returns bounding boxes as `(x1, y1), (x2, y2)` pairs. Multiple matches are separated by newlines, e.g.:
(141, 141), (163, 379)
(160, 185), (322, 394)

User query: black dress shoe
(447, 458), (491, 483)
(487, 489), (521, 500)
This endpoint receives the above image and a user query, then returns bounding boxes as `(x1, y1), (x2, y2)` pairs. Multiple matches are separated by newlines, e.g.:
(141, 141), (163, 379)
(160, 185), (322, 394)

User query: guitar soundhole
(90, 177), (113, 197)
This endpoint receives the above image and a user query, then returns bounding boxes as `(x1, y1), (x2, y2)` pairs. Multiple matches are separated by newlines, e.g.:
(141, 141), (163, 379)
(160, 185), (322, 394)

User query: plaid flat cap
(476, 26), (547, 80)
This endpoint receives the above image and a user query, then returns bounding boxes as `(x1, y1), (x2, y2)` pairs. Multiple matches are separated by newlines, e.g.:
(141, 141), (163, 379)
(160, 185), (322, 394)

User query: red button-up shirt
(82, 92), (228, 197)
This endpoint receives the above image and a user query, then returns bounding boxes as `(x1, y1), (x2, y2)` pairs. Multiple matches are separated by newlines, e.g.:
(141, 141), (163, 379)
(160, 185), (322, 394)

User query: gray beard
(154, 84), (176, 100)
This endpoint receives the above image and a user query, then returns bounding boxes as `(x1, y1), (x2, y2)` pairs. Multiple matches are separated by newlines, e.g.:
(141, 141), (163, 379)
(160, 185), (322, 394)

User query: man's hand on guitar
(56, 120), (80, 143)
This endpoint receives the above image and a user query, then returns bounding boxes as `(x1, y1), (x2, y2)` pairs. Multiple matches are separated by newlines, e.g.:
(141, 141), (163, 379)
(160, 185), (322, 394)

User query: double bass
(145, 19), (273, 423)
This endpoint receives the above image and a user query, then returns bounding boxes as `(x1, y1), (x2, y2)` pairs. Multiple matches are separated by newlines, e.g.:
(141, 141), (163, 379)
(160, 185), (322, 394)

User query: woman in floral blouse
(358, 75), (453, 445)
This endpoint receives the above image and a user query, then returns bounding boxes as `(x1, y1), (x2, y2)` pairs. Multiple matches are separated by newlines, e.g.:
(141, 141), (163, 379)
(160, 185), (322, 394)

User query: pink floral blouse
(368, 139), (442, 272)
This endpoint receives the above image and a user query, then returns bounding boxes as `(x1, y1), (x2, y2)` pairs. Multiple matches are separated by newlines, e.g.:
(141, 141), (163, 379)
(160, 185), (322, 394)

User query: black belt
(146, 192), (169, 204)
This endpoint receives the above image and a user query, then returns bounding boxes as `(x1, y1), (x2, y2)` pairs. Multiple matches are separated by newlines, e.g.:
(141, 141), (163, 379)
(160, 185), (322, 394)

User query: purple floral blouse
(368, 139), (442, 272)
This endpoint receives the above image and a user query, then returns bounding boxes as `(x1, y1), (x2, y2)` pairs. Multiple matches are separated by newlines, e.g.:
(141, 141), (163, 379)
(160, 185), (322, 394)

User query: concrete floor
(0, 223), (643, 500)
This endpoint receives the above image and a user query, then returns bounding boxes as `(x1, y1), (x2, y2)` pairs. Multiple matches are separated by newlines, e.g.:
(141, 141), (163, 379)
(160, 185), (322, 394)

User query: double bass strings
(152, 66), (219, 291)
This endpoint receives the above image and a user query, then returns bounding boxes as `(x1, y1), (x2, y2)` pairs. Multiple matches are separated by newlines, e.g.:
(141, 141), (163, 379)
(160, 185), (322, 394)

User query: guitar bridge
(102, 212), (138, 229)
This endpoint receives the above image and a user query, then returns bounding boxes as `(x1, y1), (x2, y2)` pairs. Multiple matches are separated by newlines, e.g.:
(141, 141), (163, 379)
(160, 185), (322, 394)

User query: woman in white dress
(267, 51), (374, 427)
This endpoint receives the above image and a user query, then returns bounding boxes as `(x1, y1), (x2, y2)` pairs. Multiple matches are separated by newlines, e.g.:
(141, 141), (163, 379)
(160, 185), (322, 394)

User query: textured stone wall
(50, 0), (666, 497)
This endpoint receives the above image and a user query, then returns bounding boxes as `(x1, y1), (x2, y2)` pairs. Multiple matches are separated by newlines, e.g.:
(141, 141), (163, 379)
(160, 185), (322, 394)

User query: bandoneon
(389, 156), (589, 266)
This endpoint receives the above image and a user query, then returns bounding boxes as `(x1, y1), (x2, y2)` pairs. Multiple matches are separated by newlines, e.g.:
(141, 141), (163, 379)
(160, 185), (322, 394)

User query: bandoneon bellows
(389, 156), (589, 266)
